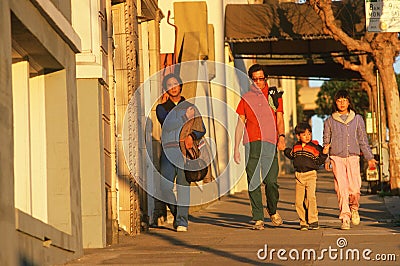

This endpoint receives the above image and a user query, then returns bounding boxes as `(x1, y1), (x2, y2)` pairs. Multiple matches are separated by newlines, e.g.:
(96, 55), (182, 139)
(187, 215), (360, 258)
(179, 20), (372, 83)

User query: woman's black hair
(162, 73), (183, 92)
(332, 89), (354, 113)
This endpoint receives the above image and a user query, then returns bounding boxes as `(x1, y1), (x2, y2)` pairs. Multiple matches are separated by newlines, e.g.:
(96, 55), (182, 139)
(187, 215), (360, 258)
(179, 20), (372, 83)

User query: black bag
(268, 86), (284, 109)
(184, 146), (208, 183)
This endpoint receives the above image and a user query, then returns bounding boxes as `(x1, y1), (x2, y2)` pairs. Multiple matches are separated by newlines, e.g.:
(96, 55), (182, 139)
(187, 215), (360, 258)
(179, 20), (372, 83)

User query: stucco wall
(1, 0), (83, 265)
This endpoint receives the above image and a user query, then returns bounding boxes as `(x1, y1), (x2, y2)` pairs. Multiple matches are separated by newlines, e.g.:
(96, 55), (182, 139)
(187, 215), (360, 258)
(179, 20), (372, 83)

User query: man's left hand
(277, 137), (286, 151)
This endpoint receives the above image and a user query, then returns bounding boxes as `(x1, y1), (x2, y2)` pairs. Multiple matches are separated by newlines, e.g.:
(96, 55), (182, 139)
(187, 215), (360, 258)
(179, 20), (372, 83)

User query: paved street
(64, 172), (400, 265)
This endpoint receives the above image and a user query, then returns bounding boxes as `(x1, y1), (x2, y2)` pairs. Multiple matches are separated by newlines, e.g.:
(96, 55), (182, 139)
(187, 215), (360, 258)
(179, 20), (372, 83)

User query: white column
(12, 61), (32, 214)
(206, 0), (230, 187)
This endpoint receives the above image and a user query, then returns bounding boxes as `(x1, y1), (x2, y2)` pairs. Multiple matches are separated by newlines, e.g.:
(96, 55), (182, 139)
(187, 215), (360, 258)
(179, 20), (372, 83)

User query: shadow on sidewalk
(190, 212), (250, 229)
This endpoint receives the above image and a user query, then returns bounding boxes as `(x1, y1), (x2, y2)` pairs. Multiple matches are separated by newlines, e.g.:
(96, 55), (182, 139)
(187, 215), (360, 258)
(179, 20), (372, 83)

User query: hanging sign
(365, 0), (400, 32)
(366, 112), (376, 134)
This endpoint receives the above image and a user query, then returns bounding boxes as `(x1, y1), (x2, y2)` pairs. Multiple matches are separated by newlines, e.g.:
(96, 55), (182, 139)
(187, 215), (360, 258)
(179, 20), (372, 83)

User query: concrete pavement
(64, 172), (400, 265)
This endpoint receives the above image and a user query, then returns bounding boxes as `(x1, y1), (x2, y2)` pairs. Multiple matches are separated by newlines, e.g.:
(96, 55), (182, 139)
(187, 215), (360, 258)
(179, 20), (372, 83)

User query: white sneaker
(351, 210), (360, 225)
(341, 220), (351, 230)
(176, 226), (188, 232)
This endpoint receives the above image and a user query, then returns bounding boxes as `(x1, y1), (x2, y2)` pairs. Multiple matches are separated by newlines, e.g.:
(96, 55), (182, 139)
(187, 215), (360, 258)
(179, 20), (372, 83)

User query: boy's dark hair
(332, 89), (354, 113)
(162, 73), (183, 92)
(248, 64), (268, 79)
(295, 122), (312, 135)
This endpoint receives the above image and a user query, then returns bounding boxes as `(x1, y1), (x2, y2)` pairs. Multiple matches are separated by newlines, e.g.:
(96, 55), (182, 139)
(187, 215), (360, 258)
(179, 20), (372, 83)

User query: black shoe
(309, 222), (319, 230)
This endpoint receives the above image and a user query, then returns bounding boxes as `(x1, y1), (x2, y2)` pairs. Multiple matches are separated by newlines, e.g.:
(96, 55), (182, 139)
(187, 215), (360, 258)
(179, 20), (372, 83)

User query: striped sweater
(284, 140), (327, 173)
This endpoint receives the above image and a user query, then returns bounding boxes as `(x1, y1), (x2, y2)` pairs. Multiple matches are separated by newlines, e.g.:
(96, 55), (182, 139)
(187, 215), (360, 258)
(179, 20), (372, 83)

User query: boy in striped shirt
(284, 122), (329, 230)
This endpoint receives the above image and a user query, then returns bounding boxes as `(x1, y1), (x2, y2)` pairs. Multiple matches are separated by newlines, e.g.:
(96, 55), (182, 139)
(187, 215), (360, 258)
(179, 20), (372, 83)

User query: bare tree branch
(309, 0), (372, 52)
(308, 0), (400, 194)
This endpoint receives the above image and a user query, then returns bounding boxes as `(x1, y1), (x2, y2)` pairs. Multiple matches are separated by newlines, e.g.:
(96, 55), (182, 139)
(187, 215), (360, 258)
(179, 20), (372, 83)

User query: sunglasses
(252, 77), (266, 82)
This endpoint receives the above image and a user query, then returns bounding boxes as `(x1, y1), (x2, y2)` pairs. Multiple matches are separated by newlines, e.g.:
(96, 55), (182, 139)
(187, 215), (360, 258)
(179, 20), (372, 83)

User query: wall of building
(138, 15), (163, 226)
(112, 1), (142, 235)
(73, 0), (112, 248)
(1, 0), (83, 265)
(0, 0), (17, 265)
(76, 79), (107, 248)
(2, 0), (166, 264)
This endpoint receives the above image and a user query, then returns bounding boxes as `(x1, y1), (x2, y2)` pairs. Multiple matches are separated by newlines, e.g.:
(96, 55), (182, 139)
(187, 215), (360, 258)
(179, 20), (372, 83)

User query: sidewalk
(64, 172), (400, 265)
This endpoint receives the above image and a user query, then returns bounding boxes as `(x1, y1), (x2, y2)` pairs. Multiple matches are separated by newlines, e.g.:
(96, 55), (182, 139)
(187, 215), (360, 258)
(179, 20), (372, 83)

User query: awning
(225, 1), (366, 79)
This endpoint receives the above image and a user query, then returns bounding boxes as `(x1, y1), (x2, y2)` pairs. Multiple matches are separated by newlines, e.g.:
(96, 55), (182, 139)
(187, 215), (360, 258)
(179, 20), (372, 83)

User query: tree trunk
(309, 1), (400, 194)
(375, 50), (400, 195)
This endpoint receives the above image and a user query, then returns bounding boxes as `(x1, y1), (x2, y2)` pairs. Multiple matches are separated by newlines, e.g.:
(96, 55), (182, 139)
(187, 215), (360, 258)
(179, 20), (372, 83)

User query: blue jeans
(160, 149), (190, 227)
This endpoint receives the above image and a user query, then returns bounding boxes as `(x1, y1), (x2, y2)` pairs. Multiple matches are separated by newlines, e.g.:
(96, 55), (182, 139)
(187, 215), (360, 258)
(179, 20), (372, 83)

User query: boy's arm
(283, 147), (294, 159)
(315, 144), (328, 166)
(316, 153), (328, 166)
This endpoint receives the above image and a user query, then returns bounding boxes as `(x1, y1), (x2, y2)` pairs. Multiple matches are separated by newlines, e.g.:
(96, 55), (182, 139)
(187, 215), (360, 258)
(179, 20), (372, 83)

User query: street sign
(366, 112), (376, 133)
(365, 0), (400, 32)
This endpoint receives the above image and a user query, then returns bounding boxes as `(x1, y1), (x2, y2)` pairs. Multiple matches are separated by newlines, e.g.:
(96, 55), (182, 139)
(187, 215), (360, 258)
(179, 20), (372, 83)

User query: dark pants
(245, 141), (279, 221)
(152, 198), (167, 225)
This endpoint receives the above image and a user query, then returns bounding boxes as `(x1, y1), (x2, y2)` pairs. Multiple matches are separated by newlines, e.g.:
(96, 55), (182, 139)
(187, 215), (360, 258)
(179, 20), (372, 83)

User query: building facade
(1, 1), (298, 264)
(112, 0), (162, 236)
(1, 0), (83, 265)
(1, 0), (162, 264)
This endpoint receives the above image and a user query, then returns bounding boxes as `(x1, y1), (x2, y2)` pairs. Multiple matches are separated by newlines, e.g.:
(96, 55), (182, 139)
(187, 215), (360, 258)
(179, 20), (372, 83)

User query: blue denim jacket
(156, 98), (206, 168)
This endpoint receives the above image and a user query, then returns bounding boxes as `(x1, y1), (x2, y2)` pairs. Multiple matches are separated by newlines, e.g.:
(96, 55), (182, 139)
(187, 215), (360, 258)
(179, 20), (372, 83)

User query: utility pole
(376, 70), (384, 189)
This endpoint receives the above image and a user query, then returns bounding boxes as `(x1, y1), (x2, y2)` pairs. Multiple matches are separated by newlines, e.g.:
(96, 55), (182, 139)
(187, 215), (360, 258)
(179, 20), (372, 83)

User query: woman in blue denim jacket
(156, 73), (205, 232)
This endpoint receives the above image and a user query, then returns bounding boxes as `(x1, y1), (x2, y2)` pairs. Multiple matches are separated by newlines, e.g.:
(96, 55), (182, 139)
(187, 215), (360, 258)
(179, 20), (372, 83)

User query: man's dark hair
(248, 64), (268, 79)
(295, 122), (312, 135)
(332, 89), (354, 113)
(162, 73), (183, 91)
